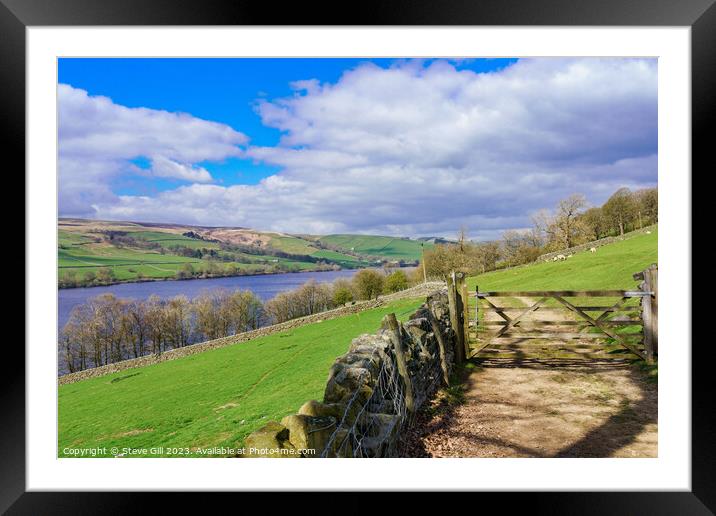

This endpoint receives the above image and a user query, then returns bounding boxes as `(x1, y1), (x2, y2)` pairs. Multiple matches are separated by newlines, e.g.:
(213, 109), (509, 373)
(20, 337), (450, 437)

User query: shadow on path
(400, 356), (657, 458)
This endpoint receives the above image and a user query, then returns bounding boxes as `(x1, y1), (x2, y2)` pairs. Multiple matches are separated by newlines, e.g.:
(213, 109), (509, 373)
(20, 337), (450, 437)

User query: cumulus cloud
(145, 156), (213, 183)
(58, 84), (247, 215)
(62, 59), (657, 239)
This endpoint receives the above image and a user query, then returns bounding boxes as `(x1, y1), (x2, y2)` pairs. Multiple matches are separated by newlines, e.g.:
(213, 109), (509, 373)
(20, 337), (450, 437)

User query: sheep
(645, 230), (652, 234)
(590, 247), (597, 253)
(555, 254), (567, 261)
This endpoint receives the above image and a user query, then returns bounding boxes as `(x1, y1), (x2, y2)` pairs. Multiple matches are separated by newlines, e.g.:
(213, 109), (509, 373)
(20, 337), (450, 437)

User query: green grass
(310, 249), (371, 268)
(466, 229), (657, 361)
(318, 234), (432, 262)
(59, 228), (331, 285)
(59, 223), (435, 286)
(268, 235), (318, 255)
(58, 297), (424, 457)
(466, 229), (658, 292)
(267, 235), (372, 267)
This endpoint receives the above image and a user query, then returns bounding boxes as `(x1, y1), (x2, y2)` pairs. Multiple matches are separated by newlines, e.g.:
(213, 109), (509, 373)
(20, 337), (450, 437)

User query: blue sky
(58, 57), (656, 239)
(59, 58), (517, 193)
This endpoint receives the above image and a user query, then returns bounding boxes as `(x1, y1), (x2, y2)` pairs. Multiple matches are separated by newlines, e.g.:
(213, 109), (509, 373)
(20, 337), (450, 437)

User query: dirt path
(401, 360), (657, 457)
(400, 296), (657, 458)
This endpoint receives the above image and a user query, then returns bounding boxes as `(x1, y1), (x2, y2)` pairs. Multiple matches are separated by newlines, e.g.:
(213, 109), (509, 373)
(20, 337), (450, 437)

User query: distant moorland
(58, 218), (435, 288)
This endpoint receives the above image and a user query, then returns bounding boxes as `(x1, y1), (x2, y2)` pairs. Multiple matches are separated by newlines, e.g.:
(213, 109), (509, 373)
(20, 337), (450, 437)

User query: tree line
(420, 186), (657, 279)
(60, 268), (411, 373)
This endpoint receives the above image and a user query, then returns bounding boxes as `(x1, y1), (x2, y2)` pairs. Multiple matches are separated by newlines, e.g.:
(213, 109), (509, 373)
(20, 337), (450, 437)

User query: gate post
(446, 272), (465, 365)
(475, 285), (480, 331)
(638, 264), (658, 363)
(459, 273), (471, 360)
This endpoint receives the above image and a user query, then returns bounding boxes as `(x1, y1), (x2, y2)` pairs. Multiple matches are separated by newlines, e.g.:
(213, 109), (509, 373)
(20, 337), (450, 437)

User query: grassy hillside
(58, 297), (424, 457)
(318, 234), (433, 262)
(268, 235), (373, 268)
(59, 220), (349, 287)
(58, 219), (423, 287)
(466, 228), (658, 291)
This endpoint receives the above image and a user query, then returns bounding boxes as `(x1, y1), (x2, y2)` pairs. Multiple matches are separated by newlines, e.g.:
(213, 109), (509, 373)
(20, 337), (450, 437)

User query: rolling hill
(58, 219), (430, 287)
(57, 226), (658, 458)
(316, 234), (433, 262)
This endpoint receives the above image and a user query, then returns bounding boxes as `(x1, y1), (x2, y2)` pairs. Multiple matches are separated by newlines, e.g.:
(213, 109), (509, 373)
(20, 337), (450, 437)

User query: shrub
(353, 269), (385, 300)
(383, 270), (408, 293)
(332, 286), (354, 306)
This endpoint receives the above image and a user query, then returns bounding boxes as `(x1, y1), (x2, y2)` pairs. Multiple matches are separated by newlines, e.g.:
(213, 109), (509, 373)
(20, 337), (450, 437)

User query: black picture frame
(4, 0), (706, 512)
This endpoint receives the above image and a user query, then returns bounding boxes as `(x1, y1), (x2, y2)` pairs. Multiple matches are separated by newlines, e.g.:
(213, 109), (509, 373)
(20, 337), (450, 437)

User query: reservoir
(58, 268), (359, 332)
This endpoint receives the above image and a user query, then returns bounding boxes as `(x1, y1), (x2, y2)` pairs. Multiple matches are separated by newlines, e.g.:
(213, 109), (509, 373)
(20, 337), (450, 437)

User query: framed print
(5, 0), (708, 511)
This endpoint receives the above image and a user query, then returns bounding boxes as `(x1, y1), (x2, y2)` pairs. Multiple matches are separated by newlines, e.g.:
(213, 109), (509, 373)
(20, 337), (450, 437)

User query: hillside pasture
(58, 297), (424, 457)
(318, 234), (432, 262)
(467, 228), (657, 292)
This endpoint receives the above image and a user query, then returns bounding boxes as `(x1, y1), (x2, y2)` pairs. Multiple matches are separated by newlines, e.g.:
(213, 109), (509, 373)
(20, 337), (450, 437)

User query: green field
(58, 221), (425, 286)
(59, 226), (333, 286)
(58, 297), (424, 457)
(466, 229), (658, 291)
(318, 234), (433, 262)
(268, 235), (318, 255)
(268, 235), (373, 268)
(130, 230), (222, 250)
(465, 229), (657, 364)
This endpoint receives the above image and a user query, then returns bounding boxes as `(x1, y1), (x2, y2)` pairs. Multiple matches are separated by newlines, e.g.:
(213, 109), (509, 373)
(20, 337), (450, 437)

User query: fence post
(426, 311), (450, 386)
(475, 285), (480, 331)
(446, 272), (465, 365)
(385, 313), (415, 415)
(459, 273), (471, 360)
(640, 264), (658, 363)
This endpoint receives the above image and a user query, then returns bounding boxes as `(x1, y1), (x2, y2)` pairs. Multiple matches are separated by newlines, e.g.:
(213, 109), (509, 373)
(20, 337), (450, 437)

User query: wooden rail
(466, 268), (658, 364)
(473, 290), (650, 298)
(447, 266), (657, 365)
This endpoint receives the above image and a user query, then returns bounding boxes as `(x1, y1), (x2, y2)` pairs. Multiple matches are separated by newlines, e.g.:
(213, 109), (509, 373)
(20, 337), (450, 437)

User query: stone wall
(59, 281), (446, 386)
(243, 289), (455, 458)
(537, 224), (656, 263)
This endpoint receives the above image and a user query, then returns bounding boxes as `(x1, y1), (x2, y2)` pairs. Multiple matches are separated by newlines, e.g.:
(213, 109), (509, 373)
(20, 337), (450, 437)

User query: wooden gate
(465, 286), (656, 363)
(444, 266), (657, 365)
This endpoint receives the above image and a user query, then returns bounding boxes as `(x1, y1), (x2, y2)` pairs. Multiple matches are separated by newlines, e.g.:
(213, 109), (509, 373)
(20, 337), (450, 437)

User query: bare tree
(145, 295), (167, 354)
(603, 187), (636, 236)
(164, 295), (192, 348)
(555, 194), (588, 248)
(124, 300), (148, 358)
(580, 207), (608, 240)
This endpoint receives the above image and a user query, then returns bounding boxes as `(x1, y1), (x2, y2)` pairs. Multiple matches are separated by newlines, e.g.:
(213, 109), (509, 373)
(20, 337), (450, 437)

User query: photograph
(56, 56), (659, 460)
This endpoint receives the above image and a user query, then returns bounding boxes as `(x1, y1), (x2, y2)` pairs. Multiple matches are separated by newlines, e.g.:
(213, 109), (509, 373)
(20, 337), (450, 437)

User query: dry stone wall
(242, 289), (455, 458)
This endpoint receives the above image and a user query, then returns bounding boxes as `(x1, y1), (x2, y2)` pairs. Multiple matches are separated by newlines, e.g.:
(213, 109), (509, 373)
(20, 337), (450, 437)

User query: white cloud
(146, 156), (213, 183)
(63, 59), (658, 239)
(58, 84), (247, 215)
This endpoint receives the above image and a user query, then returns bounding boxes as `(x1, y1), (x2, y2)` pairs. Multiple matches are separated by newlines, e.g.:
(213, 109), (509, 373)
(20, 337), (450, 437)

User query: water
(58, 269), (359, 332)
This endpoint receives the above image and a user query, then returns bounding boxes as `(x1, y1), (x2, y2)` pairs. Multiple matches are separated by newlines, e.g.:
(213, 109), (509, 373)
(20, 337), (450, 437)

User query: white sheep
(590, 247), (597, 253)
(646, 230), (652, 234)
(555, 254), (567, 261)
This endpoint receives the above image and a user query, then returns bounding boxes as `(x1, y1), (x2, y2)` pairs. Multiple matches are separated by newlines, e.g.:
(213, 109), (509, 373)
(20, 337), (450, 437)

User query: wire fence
(320, 325), (446, 458)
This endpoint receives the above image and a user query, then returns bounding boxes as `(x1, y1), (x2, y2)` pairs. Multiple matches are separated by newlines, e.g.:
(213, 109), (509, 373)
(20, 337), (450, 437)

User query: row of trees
(60, 268), (412, 372)
(263, 269), (409, 323)
(420, 186), (657, 278)
(61, 289), (263, 372)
